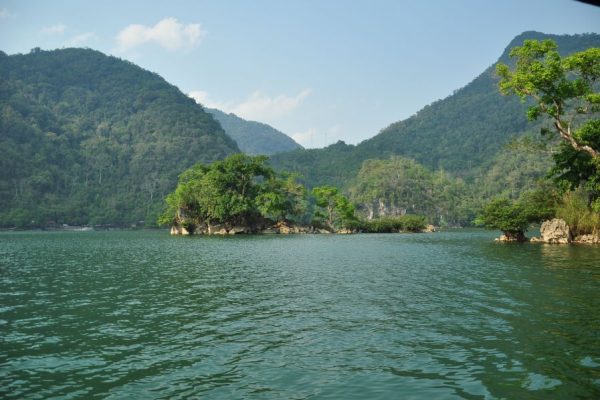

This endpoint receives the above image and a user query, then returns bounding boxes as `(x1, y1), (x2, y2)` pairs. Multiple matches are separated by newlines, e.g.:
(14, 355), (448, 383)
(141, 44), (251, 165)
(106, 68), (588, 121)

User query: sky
(1, 1), (599, 148)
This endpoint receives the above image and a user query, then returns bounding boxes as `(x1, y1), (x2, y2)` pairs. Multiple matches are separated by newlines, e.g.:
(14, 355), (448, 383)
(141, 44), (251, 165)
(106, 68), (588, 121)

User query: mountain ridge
(270, 31), (600, 187)
(206, 108), (302, 155)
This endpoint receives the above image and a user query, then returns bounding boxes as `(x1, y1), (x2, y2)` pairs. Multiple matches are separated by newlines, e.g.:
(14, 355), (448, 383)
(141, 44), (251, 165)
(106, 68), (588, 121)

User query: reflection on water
(0, 230), (599, 399)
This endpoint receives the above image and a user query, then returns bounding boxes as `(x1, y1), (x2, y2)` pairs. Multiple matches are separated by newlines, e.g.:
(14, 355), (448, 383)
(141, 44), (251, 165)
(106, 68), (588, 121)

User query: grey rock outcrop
(540, 219), (572, 244)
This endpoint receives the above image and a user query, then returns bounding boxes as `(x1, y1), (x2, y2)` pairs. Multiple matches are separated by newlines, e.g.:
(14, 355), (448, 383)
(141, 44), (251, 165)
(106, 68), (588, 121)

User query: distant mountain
(206, 108), (302, 155)
(0, 48), (239, 228)
(271, 31), (600, 188)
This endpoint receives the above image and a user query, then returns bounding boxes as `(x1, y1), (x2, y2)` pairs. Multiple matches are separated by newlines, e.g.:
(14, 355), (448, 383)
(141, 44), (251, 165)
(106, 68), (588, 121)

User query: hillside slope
(271, 31), (600, 188)
(0, 48), (239, 227)
(207, 108), (302, 155)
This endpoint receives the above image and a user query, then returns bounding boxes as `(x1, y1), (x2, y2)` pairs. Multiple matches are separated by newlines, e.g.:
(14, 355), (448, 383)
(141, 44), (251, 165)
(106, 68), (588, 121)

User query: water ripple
(1, 230), (599, 399)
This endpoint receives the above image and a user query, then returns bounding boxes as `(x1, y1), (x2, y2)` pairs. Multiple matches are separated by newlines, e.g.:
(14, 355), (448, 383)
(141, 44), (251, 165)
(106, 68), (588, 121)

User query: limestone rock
(278, 223), (293, 234)
(495, 233), (526, 242)
(574, 234), (600, 244)
(540, 219), (572, 244)
(422, 224), (437, 233)
(170, 225), (191, 235)
(228, 226), (249, 234)
(207, 224), (226, 235)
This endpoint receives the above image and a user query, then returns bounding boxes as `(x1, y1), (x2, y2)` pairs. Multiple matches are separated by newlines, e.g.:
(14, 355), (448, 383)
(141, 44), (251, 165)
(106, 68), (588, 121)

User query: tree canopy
(158, 154), (308, 233)
(497, 39), (600, 209)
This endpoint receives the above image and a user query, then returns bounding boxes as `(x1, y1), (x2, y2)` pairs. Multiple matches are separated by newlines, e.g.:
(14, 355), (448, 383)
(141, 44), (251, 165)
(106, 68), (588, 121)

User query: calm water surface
(1, 230), (599, 399)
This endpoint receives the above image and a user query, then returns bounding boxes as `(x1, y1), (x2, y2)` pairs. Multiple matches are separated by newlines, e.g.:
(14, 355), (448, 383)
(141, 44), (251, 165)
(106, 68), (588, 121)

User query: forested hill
(0, 47), (239, 228)
(270, 31), (600, 188)
(207, 108), (302, 155)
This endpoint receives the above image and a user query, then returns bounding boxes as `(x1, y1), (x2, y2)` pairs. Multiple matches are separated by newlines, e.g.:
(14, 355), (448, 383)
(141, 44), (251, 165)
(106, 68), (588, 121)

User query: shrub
(555, 188), (600, 236)
(362, 215), (426, 233)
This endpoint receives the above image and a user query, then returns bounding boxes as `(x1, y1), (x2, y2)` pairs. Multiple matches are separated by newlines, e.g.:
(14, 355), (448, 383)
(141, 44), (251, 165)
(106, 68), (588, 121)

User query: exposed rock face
(495, 231), (527, 242)
(573, 234), (600, 244)
(170, 225), (191, 235)
(170, 220), (315, 235)
(422, 224), (437, 233)
(540, 219), (572, 244)
(228, 226), (250, 235)
(363, 199), (407, 220)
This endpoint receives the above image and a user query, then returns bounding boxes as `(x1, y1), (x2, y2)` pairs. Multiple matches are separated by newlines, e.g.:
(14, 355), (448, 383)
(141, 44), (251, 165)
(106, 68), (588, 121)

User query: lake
(1, 230), (599, 399)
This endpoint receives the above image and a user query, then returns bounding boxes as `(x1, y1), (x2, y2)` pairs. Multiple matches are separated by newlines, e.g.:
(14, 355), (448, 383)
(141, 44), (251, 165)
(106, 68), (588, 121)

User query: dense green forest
(206, 108), (302, 155)
(161, 153), (426, 234)
(0, 48), (239, 227)
(1, 32), (597, 229)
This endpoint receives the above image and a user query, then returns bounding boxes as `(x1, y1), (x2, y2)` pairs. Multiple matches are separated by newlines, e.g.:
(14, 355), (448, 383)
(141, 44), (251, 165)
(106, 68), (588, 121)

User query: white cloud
(188, 91), (230, 111)
(116, 17), (205, 52)
(230, 89), (312, 121)
(189, 88), (311, 122)
(66, 32), (97, 47)
(291, 128), (317, 147)
(41, 24), (66, 34)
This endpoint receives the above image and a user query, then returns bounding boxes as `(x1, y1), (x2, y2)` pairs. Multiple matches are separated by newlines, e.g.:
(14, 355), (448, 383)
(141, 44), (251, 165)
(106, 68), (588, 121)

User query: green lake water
(1, 230), (599, 399)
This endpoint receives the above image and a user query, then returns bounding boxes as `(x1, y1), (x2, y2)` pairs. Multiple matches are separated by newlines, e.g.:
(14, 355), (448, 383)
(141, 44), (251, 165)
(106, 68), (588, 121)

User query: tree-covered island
(158, 153), (428, 235)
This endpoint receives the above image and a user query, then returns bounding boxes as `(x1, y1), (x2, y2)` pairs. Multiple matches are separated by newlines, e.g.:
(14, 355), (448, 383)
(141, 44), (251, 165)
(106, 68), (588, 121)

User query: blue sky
(1, 0), (599, 148)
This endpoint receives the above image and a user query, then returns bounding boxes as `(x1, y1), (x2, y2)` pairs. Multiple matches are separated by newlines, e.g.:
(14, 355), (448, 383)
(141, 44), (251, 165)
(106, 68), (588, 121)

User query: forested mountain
(271, 32), (600, 187)
(1, 32), (597, 229)
(0, 48), (239, 227)
(206, 108), (302, 155)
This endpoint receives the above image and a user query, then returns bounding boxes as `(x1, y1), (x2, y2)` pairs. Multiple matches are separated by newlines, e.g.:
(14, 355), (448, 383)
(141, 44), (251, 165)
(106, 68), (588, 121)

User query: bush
(556, 188), (600, 236)
(361, 215), (426, 233)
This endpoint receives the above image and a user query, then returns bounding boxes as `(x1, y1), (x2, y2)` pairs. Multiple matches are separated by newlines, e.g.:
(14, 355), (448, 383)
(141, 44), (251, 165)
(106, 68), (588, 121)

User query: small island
(158, 153), (431, 235)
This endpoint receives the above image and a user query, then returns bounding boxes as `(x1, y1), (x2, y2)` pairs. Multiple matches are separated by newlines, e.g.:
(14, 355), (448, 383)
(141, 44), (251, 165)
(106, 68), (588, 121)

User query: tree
(475, 189), (556, 241)
(496, 39), (600, 209)
(256, 173), (307, 223)
(312, 185), (356, 231)
(159, 154), (310, 232)
(475, 198), (531, 241)
(497, 39), (600, 158)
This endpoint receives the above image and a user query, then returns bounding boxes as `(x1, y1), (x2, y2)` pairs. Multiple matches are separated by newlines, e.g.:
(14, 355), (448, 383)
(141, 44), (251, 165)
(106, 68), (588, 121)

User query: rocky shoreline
(496, 218), (600, 244)
(170, 221), (437, 236)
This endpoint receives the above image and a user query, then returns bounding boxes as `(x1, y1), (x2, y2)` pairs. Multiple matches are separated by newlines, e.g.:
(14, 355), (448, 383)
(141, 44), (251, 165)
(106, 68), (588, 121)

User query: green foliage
(311, 185), (357, 231)
(0, 48), (238, 228)
(555, 188), (600, 236)
(476, 187), (557, 238)
(475, 198), (531, 236)
(349, 156), (472, 226)
(3, 34), (599, 230)
(159, 154), (308, 230)
(497, 38), (600, 205)
(359, 215), (426, 233)
(270, 33), (600, 227)
(256, 173), (308, 223)
(207, 108), (302, 155)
